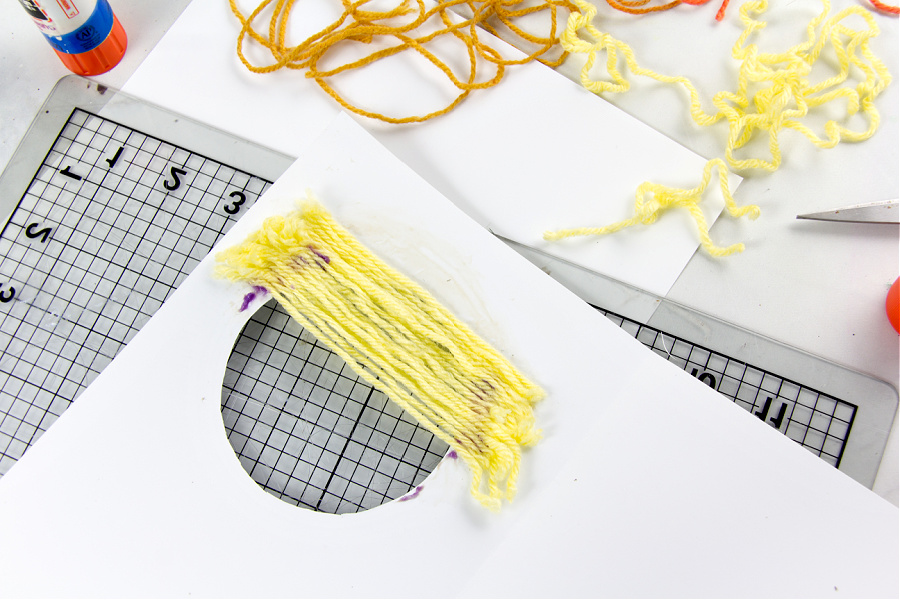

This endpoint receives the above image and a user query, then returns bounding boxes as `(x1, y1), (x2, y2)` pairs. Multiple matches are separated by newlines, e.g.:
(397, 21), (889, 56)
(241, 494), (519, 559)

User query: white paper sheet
(121, 0), (741, 298)
(0, 114), (894, 597)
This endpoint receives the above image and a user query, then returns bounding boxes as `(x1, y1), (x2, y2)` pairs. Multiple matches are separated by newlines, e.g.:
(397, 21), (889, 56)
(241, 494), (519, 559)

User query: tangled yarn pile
(229, 0), (574, 122)
(547, 0), (891, 253)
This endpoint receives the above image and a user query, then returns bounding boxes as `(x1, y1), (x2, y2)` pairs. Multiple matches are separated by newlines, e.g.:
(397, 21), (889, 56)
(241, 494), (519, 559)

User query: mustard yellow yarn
(562, 0), (891, 173)
(228, 0), (573, 123)
(215, 198), (543, 510)
(545, 158), (760, 256)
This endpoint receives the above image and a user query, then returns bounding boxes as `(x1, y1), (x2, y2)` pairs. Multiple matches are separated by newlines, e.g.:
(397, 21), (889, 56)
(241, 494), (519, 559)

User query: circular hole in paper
(221, 298), (449, 514)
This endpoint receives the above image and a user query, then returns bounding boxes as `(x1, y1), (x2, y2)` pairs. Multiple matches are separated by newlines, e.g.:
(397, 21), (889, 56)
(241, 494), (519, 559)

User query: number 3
(223, 191), (246, 215)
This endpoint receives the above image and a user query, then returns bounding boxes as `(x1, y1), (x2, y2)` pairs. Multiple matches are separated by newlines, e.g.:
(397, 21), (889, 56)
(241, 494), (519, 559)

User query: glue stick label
(18, 0), (114, 55)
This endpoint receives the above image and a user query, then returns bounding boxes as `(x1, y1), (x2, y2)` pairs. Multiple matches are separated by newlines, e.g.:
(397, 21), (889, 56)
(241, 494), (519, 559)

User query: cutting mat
(0, 77), (447, 514)
(506, 239), (898, 488)
(0, 77), (895, 514)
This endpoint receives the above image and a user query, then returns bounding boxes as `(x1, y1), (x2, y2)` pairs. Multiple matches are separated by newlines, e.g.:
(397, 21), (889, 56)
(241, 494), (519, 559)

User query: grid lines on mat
(0, 108), (270, 476)
(221, 299), (449, 514)
(596, 307), (856, 468)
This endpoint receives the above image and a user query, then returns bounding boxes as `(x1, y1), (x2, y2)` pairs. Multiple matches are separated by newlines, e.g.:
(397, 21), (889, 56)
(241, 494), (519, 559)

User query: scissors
(797, 199), (899, 333)
(796, 199), (899, 224)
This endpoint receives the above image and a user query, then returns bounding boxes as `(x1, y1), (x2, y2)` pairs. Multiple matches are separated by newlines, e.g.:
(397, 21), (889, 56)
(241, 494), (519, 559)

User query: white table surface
(1, 0), (897, 507)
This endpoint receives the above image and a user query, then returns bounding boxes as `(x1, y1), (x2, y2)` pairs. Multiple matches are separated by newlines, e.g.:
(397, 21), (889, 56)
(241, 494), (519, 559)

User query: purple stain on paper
(447, 450), (458, 459)
(399, 485), (424, 502)
(240, 285), (268, 311)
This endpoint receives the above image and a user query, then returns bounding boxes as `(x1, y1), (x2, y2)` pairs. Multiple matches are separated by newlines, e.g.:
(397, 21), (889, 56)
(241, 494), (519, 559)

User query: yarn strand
(544, 159), (760, 256)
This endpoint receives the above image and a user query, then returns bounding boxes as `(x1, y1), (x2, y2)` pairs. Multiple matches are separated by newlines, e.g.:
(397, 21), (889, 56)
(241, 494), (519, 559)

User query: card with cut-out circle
(0, 112), (895, 598)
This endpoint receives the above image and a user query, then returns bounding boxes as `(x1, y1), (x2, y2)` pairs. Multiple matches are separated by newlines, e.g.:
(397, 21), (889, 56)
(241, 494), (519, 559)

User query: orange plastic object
(53, 11), (127, 76)
(886, 277), (900, 334)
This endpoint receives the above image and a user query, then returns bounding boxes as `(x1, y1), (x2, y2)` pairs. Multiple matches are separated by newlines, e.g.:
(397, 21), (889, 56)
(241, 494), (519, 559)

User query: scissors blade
(796, 199), (899, 224)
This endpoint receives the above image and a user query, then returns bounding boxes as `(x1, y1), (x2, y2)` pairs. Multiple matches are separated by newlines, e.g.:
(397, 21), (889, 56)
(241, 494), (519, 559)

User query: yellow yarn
(562, 0), (891, 173)
(544, 158), (760, 256)
(554, 0), (888, 254)
(215, 197), (543, 510)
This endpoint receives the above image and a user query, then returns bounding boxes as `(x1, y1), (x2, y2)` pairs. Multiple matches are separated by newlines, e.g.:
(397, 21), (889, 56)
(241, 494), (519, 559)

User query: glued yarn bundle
(216, 197), (544, 510)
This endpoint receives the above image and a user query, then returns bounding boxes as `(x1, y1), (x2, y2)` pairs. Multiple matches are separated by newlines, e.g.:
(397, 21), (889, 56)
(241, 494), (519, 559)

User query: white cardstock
(0, 114), (895, 597)
(121, 0), (742, 299)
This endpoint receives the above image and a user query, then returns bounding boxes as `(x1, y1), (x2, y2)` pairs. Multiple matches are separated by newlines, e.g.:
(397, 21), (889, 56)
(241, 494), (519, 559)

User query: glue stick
(18, 0), (127, 76)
